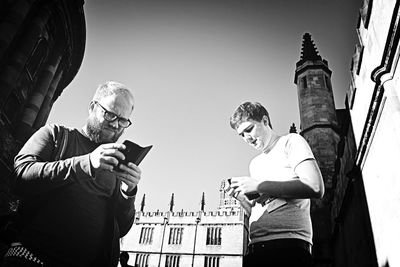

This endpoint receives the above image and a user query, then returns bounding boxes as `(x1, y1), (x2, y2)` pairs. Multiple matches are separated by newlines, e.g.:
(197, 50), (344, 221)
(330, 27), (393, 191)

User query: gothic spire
(200, 192), (205, 211)
(300, 33), (322, 62)
(295, 32), (331, 83)
(169, 193), (174, 212)
(140, 194), (146, 212)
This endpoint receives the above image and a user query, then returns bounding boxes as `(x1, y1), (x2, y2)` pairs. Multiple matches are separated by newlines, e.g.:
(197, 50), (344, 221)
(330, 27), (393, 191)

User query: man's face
(86, 93), (134, 144)
(236, 117), (270, 151)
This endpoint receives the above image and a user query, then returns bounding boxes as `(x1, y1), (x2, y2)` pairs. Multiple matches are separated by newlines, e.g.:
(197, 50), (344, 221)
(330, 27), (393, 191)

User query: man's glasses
(94, 101), (132, 128)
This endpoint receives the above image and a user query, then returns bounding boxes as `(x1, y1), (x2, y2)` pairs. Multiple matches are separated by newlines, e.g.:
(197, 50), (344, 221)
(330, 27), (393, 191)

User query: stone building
(0, 0), (85, 235)
(338, 0), (400, 266)
(294, 1), (400, 266)
(1, 1), (399, 267)
(120, 181), (249, 267)
(294, 32), (341, 266)
(293, 31), (374, 267)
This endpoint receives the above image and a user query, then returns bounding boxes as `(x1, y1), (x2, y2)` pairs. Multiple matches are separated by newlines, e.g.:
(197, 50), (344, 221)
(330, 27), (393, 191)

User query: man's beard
(86, 116), (122, 144)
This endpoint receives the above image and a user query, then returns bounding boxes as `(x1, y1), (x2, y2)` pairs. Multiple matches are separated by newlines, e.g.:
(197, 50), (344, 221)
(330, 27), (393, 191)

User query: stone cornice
(300, 123), (341, 137)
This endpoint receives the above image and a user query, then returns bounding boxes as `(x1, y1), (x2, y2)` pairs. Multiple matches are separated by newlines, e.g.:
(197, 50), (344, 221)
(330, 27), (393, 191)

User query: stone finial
(289, 123), (297, 133)
(201, 192), (205, 211)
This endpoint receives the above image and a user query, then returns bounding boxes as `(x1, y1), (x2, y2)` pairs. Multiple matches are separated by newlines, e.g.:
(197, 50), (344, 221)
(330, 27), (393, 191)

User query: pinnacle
(300, 33), (322, 61)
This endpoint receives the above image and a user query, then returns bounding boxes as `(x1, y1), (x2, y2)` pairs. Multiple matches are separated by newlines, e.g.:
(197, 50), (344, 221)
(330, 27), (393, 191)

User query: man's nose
(109, 119), (120, 129)
(244, 133), (254, 142)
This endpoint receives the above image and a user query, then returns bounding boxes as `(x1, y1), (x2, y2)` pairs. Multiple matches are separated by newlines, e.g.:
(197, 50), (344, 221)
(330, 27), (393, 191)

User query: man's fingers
(126, 162), (140, 172)
(97, 147), (125, 162)
(116, 174), (140, 184)
(101, 143), (125, 150)
(101, 156), (119, 167)
(118, 163), (141, 176)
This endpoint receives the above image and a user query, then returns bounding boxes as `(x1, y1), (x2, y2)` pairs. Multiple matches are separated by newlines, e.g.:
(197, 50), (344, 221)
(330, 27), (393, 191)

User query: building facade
(295, 1), (400, 267)
(120, 181), (249, 267)
(123, 2), (400, 265)
(342, 0), (400, 266)
(0, 0), (85, 250)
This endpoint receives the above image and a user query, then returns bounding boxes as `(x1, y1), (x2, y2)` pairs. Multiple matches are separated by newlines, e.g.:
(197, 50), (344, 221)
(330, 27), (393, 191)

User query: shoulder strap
(53, 125), (69, 161)
(13, 125), (69, 235)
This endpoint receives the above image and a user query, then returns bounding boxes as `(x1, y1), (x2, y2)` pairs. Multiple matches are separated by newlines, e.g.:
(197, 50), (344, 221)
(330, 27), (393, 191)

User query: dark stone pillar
(17, 48), (63, 140)
(0, 6), (51, 108)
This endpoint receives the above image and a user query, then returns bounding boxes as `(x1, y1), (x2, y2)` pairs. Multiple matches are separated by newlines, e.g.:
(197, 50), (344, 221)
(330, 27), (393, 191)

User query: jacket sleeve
(13, 124), (93, 197)
(115, 184), (137, 237)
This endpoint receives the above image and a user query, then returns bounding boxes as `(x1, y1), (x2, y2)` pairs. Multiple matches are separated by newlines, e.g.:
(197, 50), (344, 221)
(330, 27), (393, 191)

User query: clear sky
(48, 0), (361, 212)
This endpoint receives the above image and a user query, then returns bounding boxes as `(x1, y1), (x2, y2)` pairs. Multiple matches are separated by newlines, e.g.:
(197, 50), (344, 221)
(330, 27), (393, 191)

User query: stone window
(351, 44), (364, 76)
(165, 255), (180, 267)
(139, 227), (154, 244)
(168, 227), (183, 245)
(325, 75), (332, 91)
(206, 227), (222, 245)
(204, 256), (220, 267)
(359, 0), (372, 28)
(26, 38), (48, 81)
(302, 76), (308, 89)
(135, 253), (149, 267)
(310, 75), (324, 88)
(348, 78), (357, 109)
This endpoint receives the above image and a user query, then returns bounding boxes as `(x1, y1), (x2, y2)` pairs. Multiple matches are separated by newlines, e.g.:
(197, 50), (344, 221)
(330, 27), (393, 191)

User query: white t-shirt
(248, 133), (315, 245)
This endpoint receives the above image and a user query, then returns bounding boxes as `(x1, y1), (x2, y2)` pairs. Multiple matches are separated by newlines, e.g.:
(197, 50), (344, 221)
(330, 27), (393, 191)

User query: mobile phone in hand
(227, 178), (260, 200)
(115, 140), (152, 172)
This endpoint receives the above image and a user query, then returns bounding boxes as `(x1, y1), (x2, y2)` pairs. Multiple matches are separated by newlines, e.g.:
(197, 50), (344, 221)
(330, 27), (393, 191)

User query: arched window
(26, 38), (49, 81)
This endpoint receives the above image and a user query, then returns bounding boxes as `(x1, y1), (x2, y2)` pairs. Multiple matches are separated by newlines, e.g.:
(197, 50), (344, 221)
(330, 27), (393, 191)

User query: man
(2, 81), (141, 267)
(119, 251), (133, 267)
(227, 101), (324, 267)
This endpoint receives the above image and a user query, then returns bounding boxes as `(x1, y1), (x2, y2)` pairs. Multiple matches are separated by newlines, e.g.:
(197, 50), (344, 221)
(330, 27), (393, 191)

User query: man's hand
(224, 177), (254, 215)
(114, 162), (141, 193)
(89, 143), (126, 171)
(229, 176), (259, 197)
(89, 143), (142, 193)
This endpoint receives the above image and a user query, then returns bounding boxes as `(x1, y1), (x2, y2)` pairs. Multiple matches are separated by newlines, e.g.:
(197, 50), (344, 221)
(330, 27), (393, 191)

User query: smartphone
(115, 140), (152, 171)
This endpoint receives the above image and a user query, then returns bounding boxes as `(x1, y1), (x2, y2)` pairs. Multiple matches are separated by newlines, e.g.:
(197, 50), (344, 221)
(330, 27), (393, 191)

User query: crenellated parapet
(134, 207), (246, 225)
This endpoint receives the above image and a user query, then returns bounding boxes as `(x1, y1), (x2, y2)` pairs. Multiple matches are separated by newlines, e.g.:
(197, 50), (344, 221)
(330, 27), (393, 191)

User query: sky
(48, 0), (361, 212)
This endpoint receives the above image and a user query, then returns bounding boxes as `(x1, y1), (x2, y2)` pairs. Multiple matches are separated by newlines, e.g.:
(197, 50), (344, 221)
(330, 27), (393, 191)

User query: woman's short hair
(230, 101), (272, 130)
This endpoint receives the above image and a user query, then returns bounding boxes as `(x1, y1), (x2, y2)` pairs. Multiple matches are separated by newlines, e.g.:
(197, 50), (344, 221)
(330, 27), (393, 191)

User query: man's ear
(262, 115), (269, 126)
(88, 101), (95, 113)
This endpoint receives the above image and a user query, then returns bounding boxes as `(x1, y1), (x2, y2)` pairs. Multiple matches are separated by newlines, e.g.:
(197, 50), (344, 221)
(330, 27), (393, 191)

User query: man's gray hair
(93, 81), (134, 110)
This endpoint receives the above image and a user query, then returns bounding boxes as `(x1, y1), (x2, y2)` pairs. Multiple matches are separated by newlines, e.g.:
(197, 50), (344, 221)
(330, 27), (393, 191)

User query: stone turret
(218, 180), (240, 210)
(294, 33), (340, 266)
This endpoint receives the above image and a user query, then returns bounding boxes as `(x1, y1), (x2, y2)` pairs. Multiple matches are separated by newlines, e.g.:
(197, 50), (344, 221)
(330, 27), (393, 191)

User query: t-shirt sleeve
(285, 134), (315, 169)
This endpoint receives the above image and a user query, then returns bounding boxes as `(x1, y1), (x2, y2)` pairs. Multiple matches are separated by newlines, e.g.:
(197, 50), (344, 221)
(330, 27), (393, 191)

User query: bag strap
(53, 125), (69, 161)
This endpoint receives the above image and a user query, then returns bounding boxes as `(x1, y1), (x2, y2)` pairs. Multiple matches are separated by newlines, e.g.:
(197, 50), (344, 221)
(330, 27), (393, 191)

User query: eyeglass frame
(93, 101), (132, 128)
